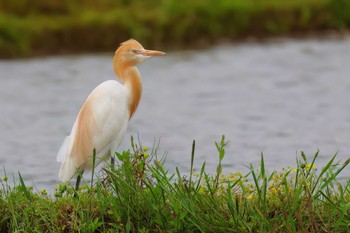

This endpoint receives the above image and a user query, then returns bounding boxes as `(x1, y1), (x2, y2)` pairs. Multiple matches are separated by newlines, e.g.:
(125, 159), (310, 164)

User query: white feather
(57, 80), (130, 182)
(58, 150), (78, 182)
(57, 136), (70, 163)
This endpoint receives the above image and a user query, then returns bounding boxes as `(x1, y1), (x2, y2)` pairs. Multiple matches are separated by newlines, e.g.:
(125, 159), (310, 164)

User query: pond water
(1, 37), (350, 192)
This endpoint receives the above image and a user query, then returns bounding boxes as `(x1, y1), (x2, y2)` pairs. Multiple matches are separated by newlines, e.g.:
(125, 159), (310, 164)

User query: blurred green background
(0, 0), (349, 58)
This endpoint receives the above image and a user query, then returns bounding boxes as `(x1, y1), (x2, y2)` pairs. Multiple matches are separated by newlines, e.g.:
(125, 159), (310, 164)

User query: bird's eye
(131, 49), (137, 54)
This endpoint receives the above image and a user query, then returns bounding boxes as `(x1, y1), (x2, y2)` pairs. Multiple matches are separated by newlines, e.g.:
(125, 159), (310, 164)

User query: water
(1, 37), (350, 192)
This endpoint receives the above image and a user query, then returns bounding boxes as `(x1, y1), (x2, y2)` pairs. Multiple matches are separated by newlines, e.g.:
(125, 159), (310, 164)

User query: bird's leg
(91, 149), (96, 188)
(110, 150), (116, 171)
(74, 169), (84, 197)
(111, 156), (115, 167)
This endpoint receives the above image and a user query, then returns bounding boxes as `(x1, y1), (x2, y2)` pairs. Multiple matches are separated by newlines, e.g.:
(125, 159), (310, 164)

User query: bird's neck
(115, 62), (142, 119)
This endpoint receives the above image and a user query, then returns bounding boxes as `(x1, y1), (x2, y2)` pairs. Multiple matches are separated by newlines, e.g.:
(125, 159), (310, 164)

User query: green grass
(1, 0), (350, 58)
(0, 136), (349, 232)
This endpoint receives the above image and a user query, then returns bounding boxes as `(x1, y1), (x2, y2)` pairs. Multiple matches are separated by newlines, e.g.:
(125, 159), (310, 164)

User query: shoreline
(1, 29), (349, 60)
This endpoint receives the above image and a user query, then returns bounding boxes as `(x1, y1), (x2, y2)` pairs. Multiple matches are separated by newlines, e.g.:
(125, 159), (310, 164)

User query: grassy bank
(1, 0), (350, 58)
(0, 136), (349, 232)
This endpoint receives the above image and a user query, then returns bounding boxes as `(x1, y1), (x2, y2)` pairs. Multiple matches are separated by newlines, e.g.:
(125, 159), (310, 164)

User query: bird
(57, 39), (165, 190)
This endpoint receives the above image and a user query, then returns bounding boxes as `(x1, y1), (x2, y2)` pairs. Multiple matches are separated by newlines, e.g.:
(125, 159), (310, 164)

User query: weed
(0, 136), (349, 232)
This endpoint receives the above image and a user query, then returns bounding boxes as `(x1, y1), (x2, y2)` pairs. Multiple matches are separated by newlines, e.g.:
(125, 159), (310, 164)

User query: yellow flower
(291, 168), (297, 174)
(228, 173), (235, 182)
(247, 193), (254, 200)
(270, 187), (278, 195)
(305, 163), (316, 170)
(41, 189), (47, 196)
(142, 147), (149, 158)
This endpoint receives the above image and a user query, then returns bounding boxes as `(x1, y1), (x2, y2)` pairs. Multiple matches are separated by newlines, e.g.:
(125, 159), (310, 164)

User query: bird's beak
(138, 49), (166, 56)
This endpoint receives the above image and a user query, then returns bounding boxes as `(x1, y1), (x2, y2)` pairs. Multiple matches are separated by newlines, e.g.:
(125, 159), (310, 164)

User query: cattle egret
(57, 39), (165, 190)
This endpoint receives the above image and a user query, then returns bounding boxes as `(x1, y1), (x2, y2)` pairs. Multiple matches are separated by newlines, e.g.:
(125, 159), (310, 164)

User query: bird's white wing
(58, 80), (130, 182)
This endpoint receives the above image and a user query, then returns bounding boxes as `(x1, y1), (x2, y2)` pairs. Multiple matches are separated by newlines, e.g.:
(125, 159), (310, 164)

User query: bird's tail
(58, 155), (78, 182)
(57, 136), (77, 182)
(57, 136), (70, 163)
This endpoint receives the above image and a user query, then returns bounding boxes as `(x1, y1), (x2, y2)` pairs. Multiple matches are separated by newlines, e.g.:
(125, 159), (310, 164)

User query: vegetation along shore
(1, 137), (349, 232)
(1, 0), (350, 58)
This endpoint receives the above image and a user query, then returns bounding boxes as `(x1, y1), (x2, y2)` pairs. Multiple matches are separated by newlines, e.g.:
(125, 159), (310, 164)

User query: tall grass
(0, 136), (349, 232)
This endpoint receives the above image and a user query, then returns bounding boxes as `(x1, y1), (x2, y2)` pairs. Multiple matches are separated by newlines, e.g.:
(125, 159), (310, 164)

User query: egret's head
(114, 39), (165, 66)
